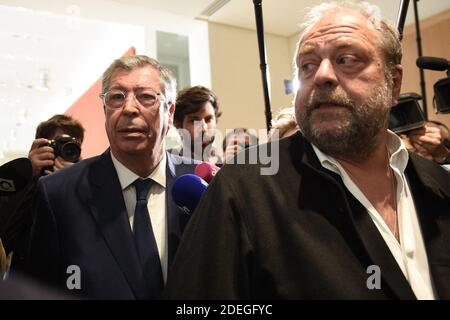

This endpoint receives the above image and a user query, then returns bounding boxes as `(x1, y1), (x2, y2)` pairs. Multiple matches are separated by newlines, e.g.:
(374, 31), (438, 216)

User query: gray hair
(102, 55), (177, 105)
(268, 106), (298, 140)
(295, 1), (402, 78)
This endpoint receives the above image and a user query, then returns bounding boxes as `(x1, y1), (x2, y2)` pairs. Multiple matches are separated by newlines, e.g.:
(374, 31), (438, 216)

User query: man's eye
(110, 94), (124, 101)
(301, 63), (314, 72)
(138, 93), (157, 102)
(337, 56), (356, 65)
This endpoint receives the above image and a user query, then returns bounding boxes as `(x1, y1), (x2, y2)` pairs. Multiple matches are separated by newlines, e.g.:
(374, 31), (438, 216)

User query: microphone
(194, 162), (220, 183)
(416, 56), (450, 71)
(171, 174), (208, 214)
(0, 158), (33, 196)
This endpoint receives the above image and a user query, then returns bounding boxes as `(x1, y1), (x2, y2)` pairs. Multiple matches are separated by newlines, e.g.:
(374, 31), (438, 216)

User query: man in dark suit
(27, 55), (197, 299)
(164, 1), (450, 299)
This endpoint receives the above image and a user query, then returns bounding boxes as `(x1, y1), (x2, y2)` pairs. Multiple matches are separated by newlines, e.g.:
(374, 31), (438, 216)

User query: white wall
(208, 22), (295, 139)
(0, 0), (210, 164)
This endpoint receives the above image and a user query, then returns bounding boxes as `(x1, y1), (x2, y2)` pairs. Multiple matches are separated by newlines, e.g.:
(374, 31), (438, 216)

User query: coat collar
(290, 133), (417, 299)
(406, 152), (450, 199)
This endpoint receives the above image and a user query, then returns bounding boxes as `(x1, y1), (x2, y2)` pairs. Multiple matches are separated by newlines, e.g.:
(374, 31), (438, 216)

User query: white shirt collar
(311, 131), (436, 300)
(312, 130), (409, 175)
(110, 151), (166, 190)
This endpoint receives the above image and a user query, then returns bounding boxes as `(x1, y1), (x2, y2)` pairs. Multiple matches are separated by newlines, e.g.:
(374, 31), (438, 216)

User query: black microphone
(0, 158), (33, 196)
(416, 56), (450, 71)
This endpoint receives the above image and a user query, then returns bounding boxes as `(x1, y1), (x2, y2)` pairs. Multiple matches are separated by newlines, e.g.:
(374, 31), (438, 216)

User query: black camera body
(389, 92), (426, 134)
(434, 77), (450, 114)
(416, 56), (450, 114)
(48, 134), (81, 162)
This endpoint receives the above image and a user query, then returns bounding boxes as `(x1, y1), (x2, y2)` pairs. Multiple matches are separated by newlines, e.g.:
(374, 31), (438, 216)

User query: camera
(434, 77), (450, 114)
(48, 134), (81, 162)
(389, 92), (426, 134)
(416, 56), (450, 114)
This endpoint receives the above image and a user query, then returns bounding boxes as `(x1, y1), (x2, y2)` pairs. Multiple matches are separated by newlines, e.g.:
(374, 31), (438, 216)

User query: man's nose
(313, 59), (338, 88)
(200, 119), (208, 132)
(122, 94), (139, 114)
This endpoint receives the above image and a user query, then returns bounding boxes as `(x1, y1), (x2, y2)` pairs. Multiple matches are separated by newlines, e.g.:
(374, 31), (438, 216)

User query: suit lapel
(85, 150), (149, 299)
(165, 153), (188, 268)
(344, 193), (417, 299)
(405, 153), (450, 299)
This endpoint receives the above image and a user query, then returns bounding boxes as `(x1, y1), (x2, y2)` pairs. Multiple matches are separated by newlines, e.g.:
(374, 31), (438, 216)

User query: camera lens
(61, 142), (81, 162)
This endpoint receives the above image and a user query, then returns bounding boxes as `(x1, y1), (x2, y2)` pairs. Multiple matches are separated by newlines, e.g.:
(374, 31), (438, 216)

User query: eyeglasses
(100, 88), (165, 109)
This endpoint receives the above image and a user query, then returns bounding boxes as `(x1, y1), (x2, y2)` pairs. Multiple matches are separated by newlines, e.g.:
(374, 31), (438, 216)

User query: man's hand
(51, 157), (75, 173)
(399, 134), (416, 153)
(224, 144), (245, 164)
(28, 138), (54, 177)
(408, 124), (449, 162)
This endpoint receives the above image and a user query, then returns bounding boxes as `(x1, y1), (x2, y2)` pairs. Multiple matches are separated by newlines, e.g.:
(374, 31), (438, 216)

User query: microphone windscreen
(194, 162), (220, 183)
(416, 56), (449, 71)
(0, 158), (33, 195)
(172, 174), (208, 214)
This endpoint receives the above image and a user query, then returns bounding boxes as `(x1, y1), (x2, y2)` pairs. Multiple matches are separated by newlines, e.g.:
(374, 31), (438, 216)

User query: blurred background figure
(1, 114), (84, 277)
(268, 106), (298, 141)
(399, 120), (450, 166)
(173, 86), (222, 164)
(222, 128), (258, 164)
(29, 115), (84, 176)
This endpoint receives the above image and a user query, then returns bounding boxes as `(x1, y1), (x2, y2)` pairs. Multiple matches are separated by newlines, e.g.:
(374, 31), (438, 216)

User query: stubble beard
(298, 81), (392, 162)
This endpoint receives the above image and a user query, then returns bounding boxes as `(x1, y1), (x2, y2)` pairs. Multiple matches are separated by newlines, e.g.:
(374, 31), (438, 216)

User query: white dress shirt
(110, 151), (168, 283)
(312, 130), (436, 299)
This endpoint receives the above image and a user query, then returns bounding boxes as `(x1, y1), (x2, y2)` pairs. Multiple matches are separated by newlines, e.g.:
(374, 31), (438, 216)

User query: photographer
(400, 121), (450, 165)
(1, 114), (84, 276)
(222, 128), (258, 164)
(29, 114), (84, 176)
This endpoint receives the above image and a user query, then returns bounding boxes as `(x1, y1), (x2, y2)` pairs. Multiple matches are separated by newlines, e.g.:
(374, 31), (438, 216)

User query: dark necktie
(133, 178), (163, 299)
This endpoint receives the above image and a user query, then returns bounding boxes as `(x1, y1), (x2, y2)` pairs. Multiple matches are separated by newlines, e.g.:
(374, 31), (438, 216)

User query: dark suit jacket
(27, 150), (197, 299)
(164, 132), (450, 299)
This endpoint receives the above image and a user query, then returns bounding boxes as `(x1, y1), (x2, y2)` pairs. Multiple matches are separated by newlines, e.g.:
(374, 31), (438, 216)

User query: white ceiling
(112, 0), (450, 37)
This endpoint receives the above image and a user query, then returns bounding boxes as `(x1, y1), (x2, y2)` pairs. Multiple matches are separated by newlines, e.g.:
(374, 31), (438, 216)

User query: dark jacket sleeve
(27, 179), (63, 288)
(163, 170), (254, 299)
(0, 178), (37, 256)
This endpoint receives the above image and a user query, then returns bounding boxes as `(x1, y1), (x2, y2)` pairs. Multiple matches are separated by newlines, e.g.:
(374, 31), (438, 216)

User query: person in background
(222, 128), (258, 164)
(268, 106), (299, 141)
(28, 114), (84, 177)
(1, 114), (84, 277)
(173, 86), (222, 164)
(400, 120), (450, 165)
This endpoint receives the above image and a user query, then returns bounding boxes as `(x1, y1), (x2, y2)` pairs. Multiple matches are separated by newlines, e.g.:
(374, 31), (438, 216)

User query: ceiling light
(198, 0), (231, 19)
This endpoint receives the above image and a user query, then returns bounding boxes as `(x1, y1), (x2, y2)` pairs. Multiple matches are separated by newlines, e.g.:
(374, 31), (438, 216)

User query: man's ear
(168, 103), (175, 126)
(169, 102), (175, 114)
(391, 64), (403, 107)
